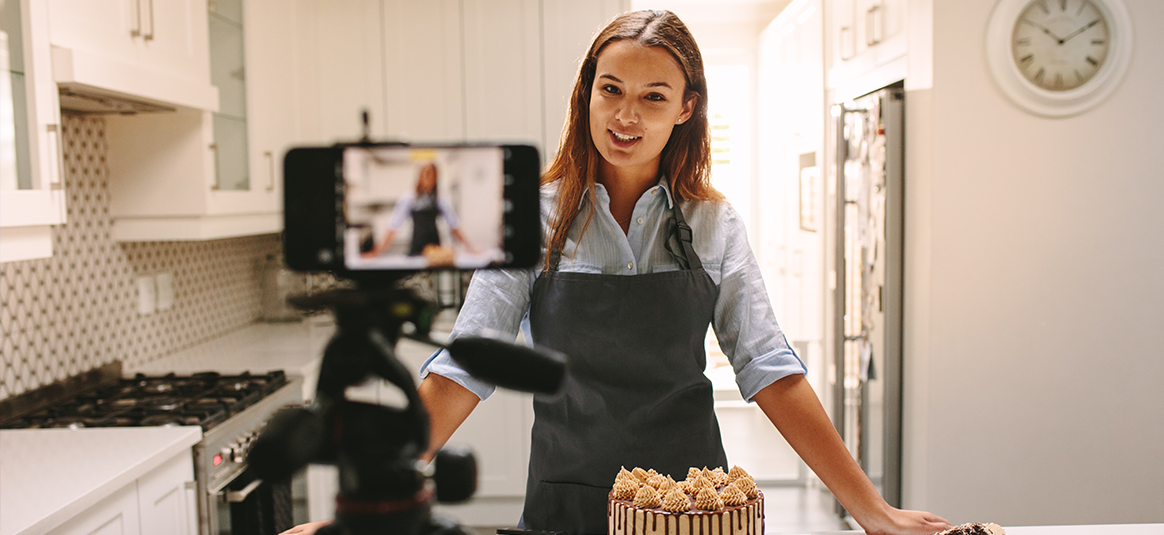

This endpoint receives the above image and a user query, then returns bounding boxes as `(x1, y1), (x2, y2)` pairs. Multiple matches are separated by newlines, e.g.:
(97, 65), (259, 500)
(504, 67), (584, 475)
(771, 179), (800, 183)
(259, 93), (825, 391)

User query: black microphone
(445, 336), (567, 395)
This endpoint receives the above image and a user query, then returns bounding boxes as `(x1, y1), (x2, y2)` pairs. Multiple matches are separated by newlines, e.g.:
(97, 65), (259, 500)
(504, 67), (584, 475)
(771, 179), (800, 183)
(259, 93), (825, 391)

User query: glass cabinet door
(1, 0), (31, 191)
(209, 0), (249, 191)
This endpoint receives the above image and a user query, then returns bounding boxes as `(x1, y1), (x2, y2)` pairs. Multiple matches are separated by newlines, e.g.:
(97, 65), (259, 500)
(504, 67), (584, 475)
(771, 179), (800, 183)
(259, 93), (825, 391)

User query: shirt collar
(579, 177), (675, 210)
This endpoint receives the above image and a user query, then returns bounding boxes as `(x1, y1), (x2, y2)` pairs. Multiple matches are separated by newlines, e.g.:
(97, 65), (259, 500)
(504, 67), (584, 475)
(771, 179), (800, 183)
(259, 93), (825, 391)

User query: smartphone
(283, 143), (541, 273)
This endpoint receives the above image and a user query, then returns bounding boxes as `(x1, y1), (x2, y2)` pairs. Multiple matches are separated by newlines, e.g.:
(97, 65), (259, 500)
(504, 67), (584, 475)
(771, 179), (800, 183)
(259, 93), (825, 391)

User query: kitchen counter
(129, 315), (337, 380)
(804, 527), (1162, 535)
(0, 426), (201, 535)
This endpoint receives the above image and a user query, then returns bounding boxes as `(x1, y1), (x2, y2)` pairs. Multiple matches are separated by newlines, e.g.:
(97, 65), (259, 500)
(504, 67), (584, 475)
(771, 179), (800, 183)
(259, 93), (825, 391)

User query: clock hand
(1060, 19), (1101, 43)
(1020, 19), (1065, 42)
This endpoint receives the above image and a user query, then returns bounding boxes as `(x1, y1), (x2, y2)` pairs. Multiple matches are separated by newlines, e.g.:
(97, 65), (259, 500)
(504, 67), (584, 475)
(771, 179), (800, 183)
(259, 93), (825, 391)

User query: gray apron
(408, 194), (442, 256)
(522, 199), (728, 534)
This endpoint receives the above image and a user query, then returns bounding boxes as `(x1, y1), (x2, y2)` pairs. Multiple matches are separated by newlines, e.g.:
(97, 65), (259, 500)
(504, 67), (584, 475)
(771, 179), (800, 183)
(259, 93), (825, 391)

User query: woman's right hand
(280, 520), (332, 535)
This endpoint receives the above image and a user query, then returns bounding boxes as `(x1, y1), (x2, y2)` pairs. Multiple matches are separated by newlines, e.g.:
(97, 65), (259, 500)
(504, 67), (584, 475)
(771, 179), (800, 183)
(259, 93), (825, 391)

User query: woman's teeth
(612, 131), (640, 142)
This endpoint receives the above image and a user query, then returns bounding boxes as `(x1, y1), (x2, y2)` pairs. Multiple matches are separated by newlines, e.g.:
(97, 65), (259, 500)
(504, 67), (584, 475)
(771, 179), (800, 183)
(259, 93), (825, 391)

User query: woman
(362, 162), (474, 258)
(287, 10), (950, 535)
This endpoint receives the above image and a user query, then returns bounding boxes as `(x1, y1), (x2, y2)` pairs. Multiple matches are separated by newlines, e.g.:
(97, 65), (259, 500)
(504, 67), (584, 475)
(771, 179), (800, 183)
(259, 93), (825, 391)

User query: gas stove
(0, 363), (304, 535)
(0, 370), (289, 430)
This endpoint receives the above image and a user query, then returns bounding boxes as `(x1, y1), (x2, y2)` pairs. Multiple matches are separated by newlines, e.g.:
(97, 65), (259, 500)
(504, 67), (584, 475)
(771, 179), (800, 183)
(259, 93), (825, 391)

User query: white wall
(902, 0), (1164, 525)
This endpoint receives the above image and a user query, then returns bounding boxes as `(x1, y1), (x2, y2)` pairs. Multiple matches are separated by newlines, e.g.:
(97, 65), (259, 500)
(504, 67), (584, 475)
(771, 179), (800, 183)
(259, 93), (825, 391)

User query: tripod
(248, 278), (565, 535)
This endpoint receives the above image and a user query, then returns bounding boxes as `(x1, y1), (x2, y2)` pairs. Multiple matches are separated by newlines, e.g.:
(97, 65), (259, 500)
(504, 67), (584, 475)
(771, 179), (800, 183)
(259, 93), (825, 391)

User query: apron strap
(548, 191), (705, 272)
(666, 196), (703, 271)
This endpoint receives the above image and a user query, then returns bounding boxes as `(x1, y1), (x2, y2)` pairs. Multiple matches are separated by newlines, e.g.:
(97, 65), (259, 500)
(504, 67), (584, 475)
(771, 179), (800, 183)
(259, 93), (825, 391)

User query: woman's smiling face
(589, 40), (695, 181)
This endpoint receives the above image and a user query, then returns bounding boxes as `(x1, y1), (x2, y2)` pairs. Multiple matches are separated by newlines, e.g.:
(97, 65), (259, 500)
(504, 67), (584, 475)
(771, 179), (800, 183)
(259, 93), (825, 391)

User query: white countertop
(802, 527), (1163, 535)
(0, 426), (202, 535)
(129, 316), (338, 380)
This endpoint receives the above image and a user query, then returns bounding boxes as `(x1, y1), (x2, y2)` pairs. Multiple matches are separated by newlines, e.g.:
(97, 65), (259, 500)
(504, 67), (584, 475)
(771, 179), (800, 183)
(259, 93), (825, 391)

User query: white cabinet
(47, 0), (217, 111)
(47, 450), (196, 535)
(303, 0), (626, 156)
(461, 0), (543, 149)
(46, 483), (141, 535)
(825, 0), (908, 91)
(136, 451), (199, 535)
(0, 0), (66, 262)
(294, 0), (385, 145)
(103, 0), (291, 241)
(244, 0), (301, 205)
(381, 0), (464, 143)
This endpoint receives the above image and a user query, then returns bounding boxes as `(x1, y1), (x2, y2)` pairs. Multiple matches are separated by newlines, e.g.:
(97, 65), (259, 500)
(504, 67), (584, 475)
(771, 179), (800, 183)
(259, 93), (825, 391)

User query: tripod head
(248, 276), (567, 535)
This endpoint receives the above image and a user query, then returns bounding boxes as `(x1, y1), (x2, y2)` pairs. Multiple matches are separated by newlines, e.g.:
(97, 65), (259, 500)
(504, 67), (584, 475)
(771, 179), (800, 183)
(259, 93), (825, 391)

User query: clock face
(1011, 0), (1111, 91)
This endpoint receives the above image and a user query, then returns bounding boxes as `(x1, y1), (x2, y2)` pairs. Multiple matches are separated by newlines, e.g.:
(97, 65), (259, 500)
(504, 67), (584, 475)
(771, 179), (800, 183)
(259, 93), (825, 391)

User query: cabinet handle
(131, 0), (142, 37)
(210, 143), (221, 190)
(46, 124), (65, 190)
(264, 151), (275, 191)
(865, 4), (882, 46)
(840, 26), (855, 60)
(142, 0), (155, 41)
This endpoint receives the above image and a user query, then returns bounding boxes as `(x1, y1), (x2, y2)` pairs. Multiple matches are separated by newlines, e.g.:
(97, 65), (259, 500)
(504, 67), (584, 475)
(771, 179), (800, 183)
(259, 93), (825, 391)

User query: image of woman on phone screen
(362, 162), (475, 259)
(286, 9), (951, 535)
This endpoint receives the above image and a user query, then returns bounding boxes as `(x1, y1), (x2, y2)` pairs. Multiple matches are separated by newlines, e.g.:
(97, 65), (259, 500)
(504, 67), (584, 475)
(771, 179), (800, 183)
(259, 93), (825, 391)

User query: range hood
(52, 45), (218, 114)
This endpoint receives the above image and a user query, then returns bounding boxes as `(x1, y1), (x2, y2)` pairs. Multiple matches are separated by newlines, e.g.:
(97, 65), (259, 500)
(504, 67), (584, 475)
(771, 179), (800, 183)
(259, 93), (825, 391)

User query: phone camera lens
(317, 249), (334, 263)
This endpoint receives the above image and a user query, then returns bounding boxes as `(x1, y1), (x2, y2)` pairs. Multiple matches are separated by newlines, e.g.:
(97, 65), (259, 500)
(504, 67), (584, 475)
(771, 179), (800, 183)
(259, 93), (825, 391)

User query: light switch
(137, 275), (156, 315)
(156, 272), (174, 310)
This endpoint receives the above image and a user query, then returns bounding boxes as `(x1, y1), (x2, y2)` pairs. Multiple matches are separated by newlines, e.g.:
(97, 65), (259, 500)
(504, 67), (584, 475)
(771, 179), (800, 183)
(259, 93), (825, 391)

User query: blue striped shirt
(420, 178), (805, 402)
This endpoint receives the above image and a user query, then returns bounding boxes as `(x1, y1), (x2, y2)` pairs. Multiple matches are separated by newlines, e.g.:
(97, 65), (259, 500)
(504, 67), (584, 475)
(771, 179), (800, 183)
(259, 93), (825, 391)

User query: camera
(250, 139), (564, 535)
(283, 142), (542, 275)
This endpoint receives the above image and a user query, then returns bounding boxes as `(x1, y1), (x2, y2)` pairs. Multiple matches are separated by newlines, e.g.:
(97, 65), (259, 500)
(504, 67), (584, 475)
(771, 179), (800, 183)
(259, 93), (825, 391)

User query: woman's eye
(602, 85), (621, 95)
(646, 93), (666, 102)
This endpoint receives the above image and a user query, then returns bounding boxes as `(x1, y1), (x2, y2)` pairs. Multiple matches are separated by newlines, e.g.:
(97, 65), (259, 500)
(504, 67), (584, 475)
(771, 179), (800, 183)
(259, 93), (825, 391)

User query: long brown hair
(542, 10), (722, 270)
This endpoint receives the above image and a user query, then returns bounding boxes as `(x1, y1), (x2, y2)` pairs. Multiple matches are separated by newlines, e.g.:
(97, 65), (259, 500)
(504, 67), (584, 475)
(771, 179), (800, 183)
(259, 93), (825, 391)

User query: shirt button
(636, 217), (644, 225)
(650, 189), (657, 195)
(627, 262), (634, 270)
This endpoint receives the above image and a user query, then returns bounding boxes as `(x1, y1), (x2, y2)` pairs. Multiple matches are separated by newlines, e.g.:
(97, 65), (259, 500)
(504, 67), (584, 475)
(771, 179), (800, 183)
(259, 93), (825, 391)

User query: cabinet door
(381, 0), (464, 143)
(461, 0), (542, 150)
(137, 0), (212, 84)
(294, 0), (384, 145)
(46, 482), (141, 535)
(244, 0), (299, 210)
(1, 0), (66, 262)
(137, 450), (197, 535)
(46, 0), (138, 64)
(541, 0), (627, 162)
(854, 0), (906, 65)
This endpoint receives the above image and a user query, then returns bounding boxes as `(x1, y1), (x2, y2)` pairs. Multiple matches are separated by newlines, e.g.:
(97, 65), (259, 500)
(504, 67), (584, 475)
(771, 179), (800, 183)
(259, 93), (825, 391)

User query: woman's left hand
(859, 505), (952, 535)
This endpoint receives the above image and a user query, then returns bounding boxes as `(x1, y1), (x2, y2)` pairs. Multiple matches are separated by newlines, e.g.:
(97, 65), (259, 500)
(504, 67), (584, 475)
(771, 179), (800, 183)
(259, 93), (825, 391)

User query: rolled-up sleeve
(711, 208), (806, 402)
(419, 267), (535, 400)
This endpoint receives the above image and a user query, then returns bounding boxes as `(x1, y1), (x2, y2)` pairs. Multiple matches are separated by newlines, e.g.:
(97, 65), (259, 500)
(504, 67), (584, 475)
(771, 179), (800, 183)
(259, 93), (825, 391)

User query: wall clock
(986, 0), (1133, 117)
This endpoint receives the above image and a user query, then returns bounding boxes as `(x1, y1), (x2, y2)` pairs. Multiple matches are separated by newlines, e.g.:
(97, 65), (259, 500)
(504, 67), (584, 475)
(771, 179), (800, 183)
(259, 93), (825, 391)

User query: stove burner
(0, 371), (289, 431)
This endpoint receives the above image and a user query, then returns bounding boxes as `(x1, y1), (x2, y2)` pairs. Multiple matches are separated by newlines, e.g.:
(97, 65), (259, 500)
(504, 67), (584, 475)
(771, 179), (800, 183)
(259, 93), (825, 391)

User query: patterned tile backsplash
(0, 114), (282, 401)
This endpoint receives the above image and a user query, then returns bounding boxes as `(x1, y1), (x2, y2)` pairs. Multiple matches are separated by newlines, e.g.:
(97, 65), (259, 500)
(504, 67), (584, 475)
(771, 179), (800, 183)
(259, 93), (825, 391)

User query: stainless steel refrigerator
(832, 84), (905, 513)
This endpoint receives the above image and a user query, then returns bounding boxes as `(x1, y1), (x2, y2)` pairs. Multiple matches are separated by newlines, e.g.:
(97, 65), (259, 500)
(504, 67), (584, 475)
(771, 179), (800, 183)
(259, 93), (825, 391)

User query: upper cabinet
(825, 0), (908, 92)
(0, 0), (66, 262)
(47, 0), (218, 111)
(102, 0), (291, 241)
(299, 0), (625, 160)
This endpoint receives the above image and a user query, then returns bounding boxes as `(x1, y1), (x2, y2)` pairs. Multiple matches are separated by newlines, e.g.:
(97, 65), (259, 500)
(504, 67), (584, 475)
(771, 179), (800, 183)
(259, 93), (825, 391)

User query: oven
(0, 362), (303, 535)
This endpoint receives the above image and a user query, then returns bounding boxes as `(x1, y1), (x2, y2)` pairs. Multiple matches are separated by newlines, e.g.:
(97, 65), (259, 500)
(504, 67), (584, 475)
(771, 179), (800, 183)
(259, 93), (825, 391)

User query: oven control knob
(232, 444), (245, 463)
(221, 447), (232, 463)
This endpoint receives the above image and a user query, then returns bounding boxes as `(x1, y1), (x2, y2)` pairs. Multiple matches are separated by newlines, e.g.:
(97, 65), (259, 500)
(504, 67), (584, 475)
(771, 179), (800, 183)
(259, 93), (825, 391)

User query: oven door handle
(223, 479), (264, 503)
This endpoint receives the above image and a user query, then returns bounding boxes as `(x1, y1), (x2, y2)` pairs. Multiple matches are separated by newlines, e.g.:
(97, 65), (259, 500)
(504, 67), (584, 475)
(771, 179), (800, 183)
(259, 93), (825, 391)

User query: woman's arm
(417, 372), (481, 461)
(752, 374), (951, 535)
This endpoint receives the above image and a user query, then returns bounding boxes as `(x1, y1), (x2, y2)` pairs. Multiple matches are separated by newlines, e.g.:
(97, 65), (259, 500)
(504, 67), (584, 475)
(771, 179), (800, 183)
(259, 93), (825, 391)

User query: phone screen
(341, 145), (506, 270)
